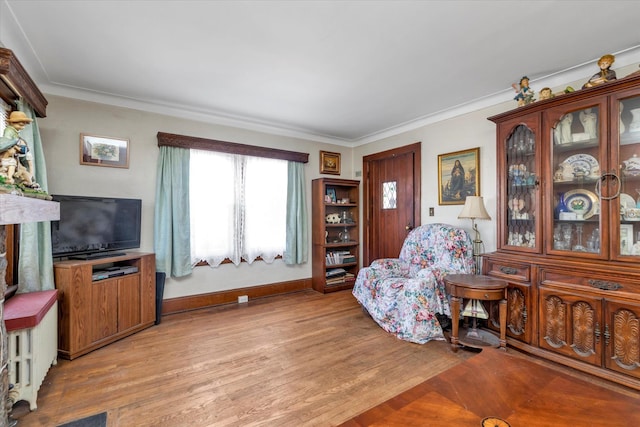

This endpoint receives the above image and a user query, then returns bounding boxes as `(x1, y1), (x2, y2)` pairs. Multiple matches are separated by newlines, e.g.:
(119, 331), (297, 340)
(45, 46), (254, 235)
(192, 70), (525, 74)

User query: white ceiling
(2, 1), (640, 145)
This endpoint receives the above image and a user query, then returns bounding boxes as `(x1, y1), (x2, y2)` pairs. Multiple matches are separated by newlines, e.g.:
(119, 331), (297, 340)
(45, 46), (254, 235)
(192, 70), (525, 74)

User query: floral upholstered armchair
(352, 223), (474, 344)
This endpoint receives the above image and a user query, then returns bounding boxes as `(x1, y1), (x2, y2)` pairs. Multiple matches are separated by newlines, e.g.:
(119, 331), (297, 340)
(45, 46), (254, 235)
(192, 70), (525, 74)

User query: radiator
(7, 300), (58, 410)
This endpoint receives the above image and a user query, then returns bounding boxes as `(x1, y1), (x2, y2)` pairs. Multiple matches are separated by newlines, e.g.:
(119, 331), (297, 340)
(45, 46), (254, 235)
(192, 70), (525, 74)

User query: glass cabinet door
(504, 123), (539, 250)
(549, 103), (604, 257)
(616, 93), (640, 259)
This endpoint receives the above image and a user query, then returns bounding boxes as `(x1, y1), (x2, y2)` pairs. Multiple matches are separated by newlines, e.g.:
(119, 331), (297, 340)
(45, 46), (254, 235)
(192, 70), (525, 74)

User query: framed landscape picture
(80, 133), (130, 168)
(438, 147), (480, 205)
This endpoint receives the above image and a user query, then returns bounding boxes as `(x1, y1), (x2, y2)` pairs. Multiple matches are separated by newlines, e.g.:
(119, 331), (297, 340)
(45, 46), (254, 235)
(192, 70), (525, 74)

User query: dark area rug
(57, 412), (107, 427)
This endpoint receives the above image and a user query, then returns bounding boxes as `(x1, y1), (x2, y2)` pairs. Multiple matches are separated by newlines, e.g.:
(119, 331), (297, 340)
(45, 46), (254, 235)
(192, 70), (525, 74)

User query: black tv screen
(50, 195), (142, 259)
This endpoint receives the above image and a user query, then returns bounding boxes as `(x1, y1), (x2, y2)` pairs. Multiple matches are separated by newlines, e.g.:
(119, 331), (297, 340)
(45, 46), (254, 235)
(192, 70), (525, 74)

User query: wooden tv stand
(54, 252), (156, 360)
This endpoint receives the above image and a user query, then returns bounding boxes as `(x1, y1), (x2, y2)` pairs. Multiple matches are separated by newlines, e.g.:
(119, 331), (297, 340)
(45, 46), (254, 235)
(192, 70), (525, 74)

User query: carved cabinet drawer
(485, 259), (530, 282)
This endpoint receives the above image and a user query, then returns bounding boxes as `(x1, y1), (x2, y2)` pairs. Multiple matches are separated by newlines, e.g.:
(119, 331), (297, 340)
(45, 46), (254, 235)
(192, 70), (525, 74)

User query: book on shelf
(326, 251), (354, 265)
(326, 272), (355, 285)
(326, 267), (347, 278)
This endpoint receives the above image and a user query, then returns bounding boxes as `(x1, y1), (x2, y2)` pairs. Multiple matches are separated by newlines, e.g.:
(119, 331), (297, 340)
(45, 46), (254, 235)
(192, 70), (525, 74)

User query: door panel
(363, 143), (421, 265)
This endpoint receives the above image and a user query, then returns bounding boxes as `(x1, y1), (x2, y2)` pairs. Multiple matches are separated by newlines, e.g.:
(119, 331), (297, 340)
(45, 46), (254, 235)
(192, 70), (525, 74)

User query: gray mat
(57, 412), (107, 427)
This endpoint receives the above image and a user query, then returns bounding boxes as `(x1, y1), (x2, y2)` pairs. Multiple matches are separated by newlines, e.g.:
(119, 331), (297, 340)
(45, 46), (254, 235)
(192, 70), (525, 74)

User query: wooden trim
(161, 278), (313, 315)
(0, 48), (48, 117)
(157, 131), (309, 163)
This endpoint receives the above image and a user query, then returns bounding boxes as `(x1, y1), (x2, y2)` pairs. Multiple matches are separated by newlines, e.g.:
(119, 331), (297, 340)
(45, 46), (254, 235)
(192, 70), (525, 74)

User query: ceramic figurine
(554, 113), (573, 144)
(538, 87), (554, 101)
(583, 54), (617, 89)
(0, 111), (49, 198)
(630, 108), (640, 133)
(512, 76), (535, 107)
(579, 108), (597, 139)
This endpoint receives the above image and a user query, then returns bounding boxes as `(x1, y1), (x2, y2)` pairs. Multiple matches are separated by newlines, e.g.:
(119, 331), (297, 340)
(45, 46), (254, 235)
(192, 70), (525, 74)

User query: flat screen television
(50, 195), (142, 259)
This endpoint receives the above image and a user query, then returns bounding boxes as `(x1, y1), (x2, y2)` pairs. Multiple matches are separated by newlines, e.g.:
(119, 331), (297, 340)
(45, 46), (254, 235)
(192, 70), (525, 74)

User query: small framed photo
(80, 133), (130, 168)
(326, 187), (337, 203)
(438, 147), (480, 205)
(320, 150), (340, 175)
(620, 224), (633, 255)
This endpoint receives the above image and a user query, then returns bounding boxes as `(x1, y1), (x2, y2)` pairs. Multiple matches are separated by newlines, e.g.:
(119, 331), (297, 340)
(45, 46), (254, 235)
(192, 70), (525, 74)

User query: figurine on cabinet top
(582, 54), (617, 89)
(512, 76), (535, 107)
(538, 87), (554, 101)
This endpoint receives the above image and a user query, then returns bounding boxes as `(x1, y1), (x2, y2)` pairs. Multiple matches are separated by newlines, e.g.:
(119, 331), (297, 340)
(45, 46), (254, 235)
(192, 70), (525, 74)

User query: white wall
(29, 59), (640, 301)
(353, 60), (640, 256)
(38, 95), (355, 299)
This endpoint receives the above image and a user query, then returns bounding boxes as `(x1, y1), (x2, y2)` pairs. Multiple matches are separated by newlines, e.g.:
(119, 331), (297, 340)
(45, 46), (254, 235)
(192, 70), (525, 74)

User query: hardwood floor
(13, 289), (639, 426)
(13, 290), (473, 426)
(340, 348), (640, 426)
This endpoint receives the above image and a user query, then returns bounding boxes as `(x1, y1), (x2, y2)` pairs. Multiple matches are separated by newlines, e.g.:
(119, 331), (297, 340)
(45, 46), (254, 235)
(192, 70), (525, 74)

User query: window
(154, 132), (309, 277)
(190, 149), (287, 266)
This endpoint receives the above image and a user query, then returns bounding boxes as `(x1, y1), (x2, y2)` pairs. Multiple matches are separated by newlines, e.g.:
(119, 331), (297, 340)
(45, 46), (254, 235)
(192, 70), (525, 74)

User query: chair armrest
(362, 258), (410, 279)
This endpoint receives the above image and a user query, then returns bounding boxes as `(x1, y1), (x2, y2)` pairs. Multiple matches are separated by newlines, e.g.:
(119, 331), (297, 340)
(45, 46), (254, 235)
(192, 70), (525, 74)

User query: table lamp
(458, 196), (491, 274)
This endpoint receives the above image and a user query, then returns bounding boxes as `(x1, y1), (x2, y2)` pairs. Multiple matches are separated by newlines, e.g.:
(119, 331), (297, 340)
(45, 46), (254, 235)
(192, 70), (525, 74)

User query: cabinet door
(538, 286), (602, 366)
(488, 281), (532, 344)
(118, 274), (142, 331)
(544, 98), (608, 259)
(91, 279), (118, 342)
(604, 298), (640, 380)
(497, 113), (542, 253)
(611, 91), (640, 261)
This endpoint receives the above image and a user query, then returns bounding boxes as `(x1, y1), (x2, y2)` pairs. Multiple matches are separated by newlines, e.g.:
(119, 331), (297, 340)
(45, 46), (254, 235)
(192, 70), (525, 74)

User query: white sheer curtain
(189, 149), (287, 267)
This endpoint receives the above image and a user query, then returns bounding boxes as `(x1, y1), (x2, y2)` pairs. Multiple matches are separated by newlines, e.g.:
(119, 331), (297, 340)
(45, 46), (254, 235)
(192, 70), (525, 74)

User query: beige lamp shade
(458, 196), (491, 221)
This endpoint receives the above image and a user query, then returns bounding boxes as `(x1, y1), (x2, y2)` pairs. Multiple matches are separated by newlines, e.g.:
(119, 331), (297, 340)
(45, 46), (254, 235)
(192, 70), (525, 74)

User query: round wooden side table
(444, 274), (508, 352)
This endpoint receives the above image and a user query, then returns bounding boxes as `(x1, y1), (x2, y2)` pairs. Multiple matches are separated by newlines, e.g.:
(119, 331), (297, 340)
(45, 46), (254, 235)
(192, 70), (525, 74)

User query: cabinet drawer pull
(499, 267), (518, 275)
(588, 279), (622, 291)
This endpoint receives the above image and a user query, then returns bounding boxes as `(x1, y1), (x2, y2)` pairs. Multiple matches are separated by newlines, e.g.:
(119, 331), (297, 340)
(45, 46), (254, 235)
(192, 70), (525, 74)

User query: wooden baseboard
(161, 278), (313, 315)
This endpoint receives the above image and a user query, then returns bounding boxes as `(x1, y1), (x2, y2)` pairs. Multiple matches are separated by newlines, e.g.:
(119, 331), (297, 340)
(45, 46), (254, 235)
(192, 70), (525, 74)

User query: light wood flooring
(12, 289), (640, 426)
(14, 289), (473, 426)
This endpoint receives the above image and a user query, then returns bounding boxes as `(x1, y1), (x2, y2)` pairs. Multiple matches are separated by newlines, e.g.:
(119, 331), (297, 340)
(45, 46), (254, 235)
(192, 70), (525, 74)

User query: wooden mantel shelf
(0, 47), (48, 118)
(0, 194), (59, 225)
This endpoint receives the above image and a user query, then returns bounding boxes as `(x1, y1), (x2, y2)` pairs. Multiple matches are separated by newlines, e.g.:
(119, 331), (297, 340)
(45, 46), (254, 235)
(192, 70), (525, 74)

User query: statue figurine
(538, 87), (554, 101)
(0, 111), (47, 196)
(583, 54), (617, 89)
(512, 76), (535, 107)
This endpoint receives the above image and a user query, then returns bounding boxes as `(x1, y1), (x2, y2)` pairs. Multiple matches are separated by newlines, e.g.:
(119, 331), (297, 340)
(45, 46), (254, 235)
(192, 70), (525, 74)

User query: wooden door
(91, 279), (118, 342)
(363, 142), (421, 266)
(604, 298), (640, 380)
(118, 274), (142, 331)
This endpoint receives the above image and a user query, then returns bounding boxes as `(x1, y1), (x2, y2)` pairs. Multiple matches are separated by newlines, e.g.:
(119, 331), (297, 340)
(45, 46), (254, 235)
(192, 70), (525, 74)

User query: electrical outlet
(238, 295), (248, 303)
(429, 207), (434, 216)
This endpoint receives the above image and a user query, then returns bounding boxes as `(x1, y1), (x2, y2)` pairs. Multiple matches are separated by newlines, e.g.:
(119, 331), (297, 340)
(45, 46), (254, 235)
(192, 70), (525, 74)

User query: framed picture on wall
(80, 133), (130, 168)
(437, 147), (480, 205)
(320, 151), (340, 175)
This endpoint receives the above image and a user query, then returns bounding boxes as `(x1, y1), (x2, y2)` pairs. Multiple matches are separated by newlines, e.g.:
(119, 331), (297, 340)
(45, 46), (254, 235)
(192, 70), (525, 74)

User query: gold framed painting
(80, 133), (130, 168)
(438, 147), (480, 205)
(320, 150), (340, 175)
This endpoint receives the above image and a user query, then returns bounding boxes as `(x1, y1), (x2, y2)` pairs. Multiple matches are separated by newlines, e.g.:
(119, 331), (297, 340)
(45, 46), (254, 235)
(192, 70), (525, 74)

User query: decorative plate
(620, 193), (636, 209)
(564, 189), (598, 219)
(563, 153), (599, 178)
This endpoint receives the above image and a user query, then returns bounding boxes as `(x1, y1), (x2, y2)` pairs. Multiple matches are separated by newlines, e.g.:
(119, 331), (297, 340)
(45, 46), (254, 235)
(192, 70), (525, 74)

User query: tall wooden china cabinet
(484, 72), (640, 390)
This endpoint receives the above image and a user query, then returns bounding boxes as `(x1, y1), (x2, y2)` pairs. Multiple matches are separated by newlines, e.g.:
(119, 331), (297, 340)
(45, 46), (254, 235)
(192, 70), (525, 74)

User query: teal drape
(284, 161), (308, 265)
(17, 101), (55, 292)
(154, 146), (192, 277)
